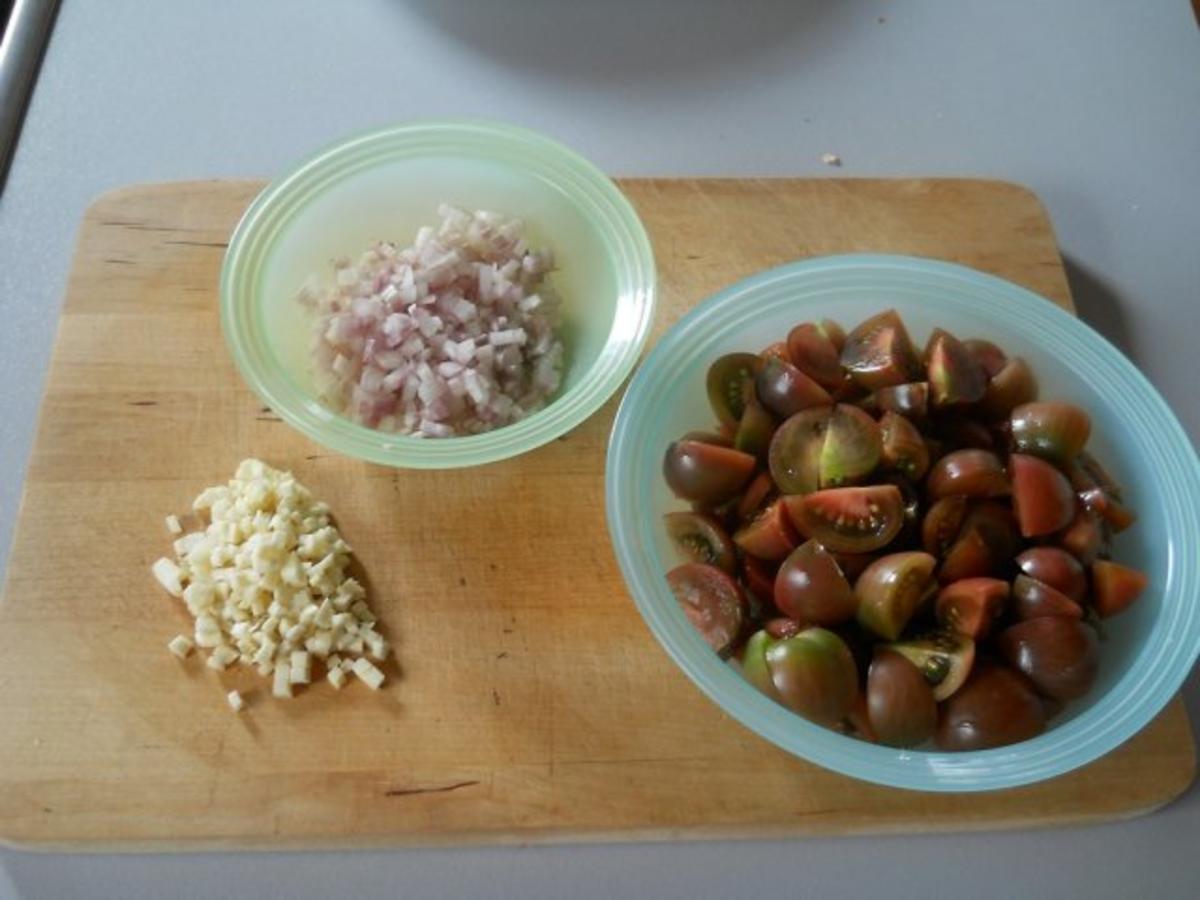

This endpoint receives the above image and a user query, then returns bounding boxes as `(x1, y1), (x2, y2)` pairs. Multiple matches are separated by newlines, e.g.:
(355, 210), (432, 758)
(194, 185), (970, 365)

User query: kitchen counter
(1, 1), (1197, 897)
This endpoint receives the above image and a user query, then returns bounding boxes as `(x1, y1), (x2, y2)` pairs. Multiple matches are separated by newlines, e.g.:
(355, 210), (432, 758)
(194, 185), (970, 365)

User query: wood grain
(0, 178), (1192, 851)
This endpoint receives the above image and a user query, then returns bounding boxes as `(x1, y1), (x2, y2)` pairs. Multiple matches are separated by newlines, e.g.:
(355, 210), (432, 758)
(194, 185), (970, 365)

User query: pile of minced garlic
(152, 459), (389, 710)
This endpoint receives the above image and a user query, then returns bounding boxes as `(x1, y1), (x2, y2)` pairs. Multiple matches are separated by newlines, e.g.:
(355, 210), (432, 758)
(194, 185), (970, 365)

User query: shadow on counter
(401, 0), (868, 83)
(1062, 255), (1136, 360)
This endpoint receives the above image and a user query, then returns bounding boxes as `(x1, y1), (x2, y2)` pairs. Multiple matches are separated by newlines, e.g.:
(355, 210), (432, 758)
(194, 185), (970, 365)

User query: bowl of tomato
(605, 254), (1200, 791)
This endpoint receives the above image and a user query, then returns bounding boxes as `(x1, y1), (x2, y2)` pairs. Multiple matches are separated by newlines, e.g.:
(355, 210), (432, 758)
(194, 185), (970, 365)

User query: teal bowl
(221, 120), (655, 468)
(606, 254), (1200, 792)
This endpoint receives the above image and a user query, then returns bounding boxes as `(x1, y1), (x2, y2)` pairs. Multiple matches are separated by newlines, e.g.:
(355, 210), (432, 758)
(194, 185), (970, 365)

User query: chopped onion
(304, 205), (564, 436)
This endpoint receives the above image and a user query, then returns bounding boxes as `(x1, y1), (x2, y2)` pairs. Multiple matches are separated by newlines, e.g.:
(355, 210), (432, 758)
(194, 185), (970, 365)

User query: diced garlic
(207, 645), (239, 671)
(289, 651), (311, 684)
(352, 658), (385, 690)
(226, 690), (245, 712)
(152, 557), (183, 597)
(365, 630), (389, 662)
(167, 634), (194, 659)
(327, 666), (347, 690)
(165, 514), (183, 535)
(273, 661), (292, 698)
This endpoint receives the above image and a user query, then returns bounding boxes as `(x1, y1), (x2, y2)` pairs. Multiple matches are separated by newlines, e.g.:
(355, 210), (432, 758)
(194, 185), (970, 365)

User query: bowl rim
(606, 252), (1200, 792)
(220, 118), (656, 468)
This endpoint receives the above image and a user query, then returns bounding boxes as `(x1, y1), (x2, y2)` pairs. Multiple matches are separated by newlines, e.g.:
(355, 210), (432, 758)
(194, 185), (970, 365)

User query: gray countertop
(1, 1), (1198, 897)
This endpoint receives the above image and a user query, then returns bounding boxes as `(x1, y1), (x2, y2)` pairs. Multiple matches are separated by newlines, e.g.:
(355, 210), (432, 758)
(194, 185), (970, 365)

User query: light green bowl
(220, 120), (656, 468)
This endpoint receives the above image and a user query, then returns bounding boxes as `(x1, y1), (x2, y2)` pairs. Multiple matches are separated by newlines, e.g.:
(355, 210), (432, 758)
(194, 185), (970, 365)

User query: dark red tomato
(867, 649), (938, 748)
(862, 381), (929, 420)
(935, 577), (1008, 641)
(666, 563), (747, 656)
(1010, 453), (1075, 537)
(977, 356), (1038, 420)
(998, 617), (1098, 702)
(1091, 560), (1148, 618)
(756, 356), (832, 419)
(1015, 547), (1086, 601)
(936, 664), (1046, 751)
(1059, 507), (1105, 564)
(782, 324), (840, 393)
(1010, 402), (1091, 463)
(963, 338), (1008, 379)
(706, 353), (761, 426)
(774, 539), (857, 626)
(763, 627), (860, 726)
(787, 322), (845, 391)
(768, 406), (832, 495)
(921, 495), (969, 556)
(663, 439), (756, 507)
(736, 470), (775, 522)
(663, 511), (737, 575)
(927, 449), (1010, 499)
(733, 396), (777, 460)
(854, 551), (937, 641)
(733, 498), (799, 561)
(820, 404), (882, 487)
(937, 528), (996, 584)
(1011, 574), (1083, 621)
(961, 502), (1020, 561)
(783, 485), (905, 554)
(839, 309), (922, 390)
(889, 630), (976, 701)
(741, 553), (779, 607)
(879, 412), (930, 480)
(817, 318), (846, 353)
(925, 328), (986, 408)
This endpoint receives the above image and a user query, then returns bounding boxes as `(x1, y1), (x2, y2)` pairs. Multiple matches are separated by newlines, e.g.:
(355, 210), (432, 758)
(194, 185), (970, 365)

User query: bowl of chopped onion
(221, 120), (655, 467)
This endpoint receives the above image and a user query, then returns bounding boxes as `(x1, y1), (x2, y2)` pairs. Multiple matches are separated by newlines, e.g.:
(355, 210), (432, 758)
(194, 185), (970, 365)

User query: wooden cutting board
(0, 179), (1192, 850)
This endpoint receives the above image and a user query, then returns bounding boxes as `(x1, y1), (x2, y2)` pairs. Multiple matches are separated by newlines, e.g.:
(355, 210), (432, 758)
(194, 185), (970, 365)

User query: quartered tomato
(783, 485), (905, 554)
(667, 563), (747, 656)
(706, 353), (761, 426)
